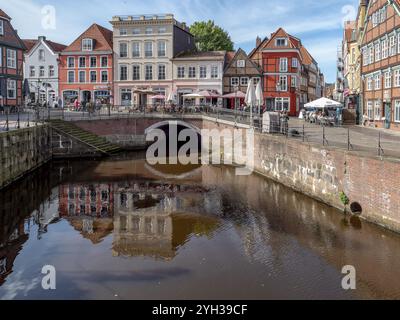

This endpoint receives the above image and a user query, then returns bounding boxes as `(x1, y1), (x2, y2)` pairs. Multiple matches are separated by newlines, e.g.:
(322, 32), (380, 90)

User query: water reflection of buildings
(58, 181), (220, 259)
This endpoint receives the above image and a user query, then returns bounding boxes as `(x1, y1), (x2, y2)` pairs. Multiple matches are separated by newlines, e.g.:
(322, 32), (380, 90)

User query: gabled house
(223, 48), (262, 109)
(59, 23), (113, 108)
(23, 36), (66, 105)
(0, 9), (26, 109)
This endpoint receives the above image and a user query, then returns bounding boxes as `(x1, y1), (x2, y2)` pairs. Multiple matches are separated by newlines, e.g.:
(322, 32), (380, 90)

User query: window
(39, 49), (45, 61)
(367, 101), (373, 119)
(68, 57), (75, 68)
(177, 66), (185, 78)
(211, 65), (218, 78)
(158, 64), (166, 80)
(90, 57), (97, 68)
(375, 42), (381, 61)
(30, 66), (35, 77)
(119, 65), (128, 81)
(6, 49), (16, 68)
(369, 46), (374, 64)
(276, 38), (287, 46)
(82, 39), (93, 51)
(7, 79), (16, 99)
(158, 41), (166, 57)
(132, 65), (140, 80)
(237, 60), (245, 68)
(145, 65), (153, 80)
(199, 66), (207, 78)
(374, 74), (381, 90)
(49, 65), (55, 77)
(292, 58), (298, 68)
(390, 35), (396, 56)
(119, 43), (128, 58)
(159, 27), (167, 34)
(367, 76), (373, 91)
(384, 71), (392, 89)
(253, 77), (261, 84)
(362, 47), (368, 66)
(240, 77), (249, 86)
(374, 100), (381, 120)
(90, 71), (97, 83)
(382, 38), (389, 59)
(279, 58), (288, 72)
(188, 66), (196, 78)
(68, 71), (75, 83)
(145, 42), (153, 57)
(380, 6), (387, 23)
(101, 56), (108, 67)
(132, 42), (140, 57)
(79, 70), (86, 83)
(145, 27), (153, 35)
(279, 75), (288, 91)
(231, 77), (239, 86)
(275, 97), (290, 111)
(101, 70), (108, 83)
(395, 69), (400, 87)
(133, 28), (140, 35)
(395, 100), (400, 122)
(79, 57), (86, 68)
(0, 47), (2, 67)
(39, 66), (45, 77)
(120, 28), (127, 36)
(0, 20), (3, 35)
(398, 33), (400, 54)
(291, 76), (297, 87)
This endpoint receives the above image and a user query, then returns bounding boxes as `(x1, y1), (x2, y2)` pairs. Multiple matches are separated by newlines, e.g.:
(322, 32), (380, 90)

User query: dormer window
(276, 38), (287, 47)
(82, 38), (93, 51)
(0, 20), (4, 36)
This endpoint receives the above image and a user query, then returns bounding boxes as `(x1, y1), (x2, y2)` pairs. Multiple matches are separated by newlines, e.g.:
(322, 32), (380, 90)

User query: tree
(190, 20), (234, 52)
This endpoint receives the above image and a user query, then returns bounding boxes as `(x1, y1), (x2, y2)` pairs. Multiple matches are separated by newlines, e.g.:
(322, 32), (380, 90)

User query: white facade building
(23, 36), (66, 106)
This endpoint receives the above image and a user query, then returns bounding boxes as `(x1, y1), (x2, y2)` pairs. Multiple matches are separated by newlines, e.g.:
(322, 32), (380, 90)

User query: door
(385, 103), (391, 129)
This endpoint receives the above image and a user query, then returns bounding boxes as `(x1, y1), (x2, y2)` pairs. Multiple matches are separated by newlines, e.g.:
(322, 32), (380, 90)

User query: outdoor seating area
(299, 97), (343, 127)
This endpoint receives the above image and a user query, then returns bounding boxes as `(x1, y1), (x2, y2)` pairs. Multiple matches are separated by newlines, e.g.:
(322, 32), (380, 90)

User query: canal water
(1, 153), (400, 300)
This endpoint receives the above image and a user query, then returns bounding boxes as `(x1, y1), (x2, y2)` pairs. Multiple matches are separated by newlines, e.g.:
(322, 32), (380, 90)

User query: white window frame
(132, 65), (140, 80)
(369, 46), (374, 64)
(375, 42), (381, 61)
(395, 100), (400, 122)
(119, 65), (128, 81)
(79, 70), (86, 83)
(90, 56), (97, 68)
(188, 66), (196, 78)
(211, 65), (218, 79)
(394, 69), (400, 87)
(279, 75), (288, 91)
(145, 41), (153, 58)
(6, 49), (16, 69)
(7, 79), (16, 99)
(101, 70), (108, 83)
(279, 58), (288, 72)
(231, 77), (239, 86)
(382, 38), (389, 59)
(157, 41), (166, 57)
(374, 73), (381, 90)
(49, 65), (55, 77)
(29, 66), (35, 77)
(367, 101), (373, 119)
(237, 60), (245, 68)
(390, 35), (396, 56)
(367, 76), (373, 91)
(158, 64), (166, 80)
(39, 66), (45, 77)
(68, 70), (75, 83)
(82, 38), (93, 51)
(291, 76), (297, 88)
(0, 20), (3, 35)
(119, 42), (128, 58)
(275, 97), (290, 111)
(374, 100), (381, 120)
(90, 70), (97, 83)
(79, 56), (86, 68)
(292, 58), (298, 68)
(145, 64), (153, 81)
(199, 65), (207, 78)
(276, 38), (287, 46)
(101, 56), (108, 68)
(177, 66), (185, 78)
(120, 28), (127, 36)
(67, 57), (75, 68)
(240, 77), (249, 86)
(384, 71), (392, 89)
(38, 49), (45, 61)
(132, 42), (140, 58)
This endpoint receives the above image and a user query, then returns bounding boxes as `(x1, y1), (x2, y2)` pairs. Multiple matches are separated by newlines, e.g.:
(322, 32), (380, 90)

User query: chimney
(38, 35), (46, 41)
(256, 36), (261, 47)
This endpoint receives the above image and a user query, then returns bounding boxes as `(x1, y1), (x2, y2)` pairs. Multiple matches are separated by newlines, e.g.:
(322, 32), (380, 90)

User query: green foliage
(190, 20), (234, 52)
(339, 191), (350, 206)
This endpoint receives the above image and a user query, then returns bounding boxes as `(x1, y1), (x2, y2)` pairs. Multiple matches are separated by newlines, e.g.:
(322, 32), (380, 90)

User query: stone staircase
(49, 119), (122, 156)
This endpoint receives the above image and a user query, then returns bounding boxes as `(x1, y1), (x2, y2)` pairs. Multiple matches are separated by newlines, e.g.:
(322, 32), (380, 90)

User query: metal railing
(2, 104), (400, 159)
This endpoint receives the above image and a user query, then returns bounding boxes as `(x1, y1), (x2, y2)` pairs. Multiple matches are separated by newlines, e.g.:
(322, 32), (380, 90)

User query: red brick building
(59, 23), (113, 107)
(250, 28), (324, 116)
(0, 9), (26, 109)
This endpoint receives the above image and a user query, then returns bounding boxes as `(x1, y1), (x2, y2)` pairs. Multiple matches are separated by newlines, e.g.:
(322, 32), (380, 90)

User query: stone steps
(49, 120), (122, 155)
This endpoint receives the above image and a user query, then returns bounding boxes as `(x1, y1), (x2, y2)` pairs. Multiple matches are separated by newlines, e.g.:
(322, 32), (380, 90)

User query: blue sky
(0, 0), (359, 82)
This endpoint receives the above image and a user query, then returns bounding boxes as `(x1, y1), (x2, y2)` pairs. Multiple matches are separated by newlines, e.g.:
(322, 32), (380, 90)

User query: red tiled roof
(23, 39), (37, 52)
(300, 45), (315, 65)
(225, 51), (236, 65)
(63, 23), (113, 52)
(0, 9), (11, 20)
